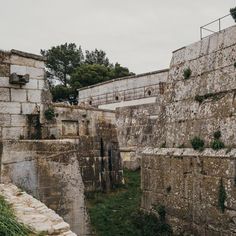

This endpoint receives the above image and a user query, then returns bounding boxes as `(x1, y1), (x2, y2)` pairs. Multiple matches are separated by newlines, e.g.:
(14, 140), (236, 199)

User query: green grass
(0, 195), (32, 236)
(87, 170), (172, 236)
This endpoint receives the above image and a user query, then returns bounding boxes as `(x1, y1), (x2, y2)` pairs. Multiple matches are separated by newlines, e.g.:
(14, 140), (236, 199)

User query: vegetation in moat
(86, 170), (172, 236)
(0, 195), (31, 236)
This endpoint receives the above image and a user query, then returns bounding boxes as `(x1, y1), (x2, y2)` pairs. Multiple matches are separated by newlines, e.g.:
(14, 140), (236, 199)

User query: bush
(183, 67), (192, 80)
(230, 7), (236, 22)
(191, 137), (204, 151)
(44, 107), (55, 120)
(211, 139), (225, 150)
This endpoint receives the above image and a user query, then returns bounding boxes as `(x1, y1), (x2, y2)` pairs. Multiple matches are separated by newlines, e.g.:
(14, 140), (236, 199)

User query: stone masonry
(0, 49), (49, 140)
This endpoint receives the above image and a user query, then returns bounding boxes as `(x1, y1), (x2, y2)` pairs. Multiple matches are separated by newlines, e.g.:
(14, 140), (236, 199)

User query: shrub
(213, 130), (221, 140)
(131, 210), (172, 236)
(211, 139), (225, 150)
(44, 107), (55, 120)
(183, 67), (192, 80)
(191, 137), (204, 151)
(230, 7), (236, 22)
(218, 178), (227, 213)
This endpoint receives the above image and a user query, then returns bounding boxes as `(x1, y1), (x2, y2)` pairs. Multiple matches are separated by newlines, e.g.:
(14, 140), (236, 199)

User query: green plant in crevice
(194, 92), (223, 104)
(230, 7), (236, 22)
(191, 136), (205, 151)
(234, 62), (236, 68)
(218, 178), (227, 213)
(44, 107), (55, 121)
(211, 139), (225, 150)
(211, 130), (225, 150)
(213, 130), (221, 140)
(183, 67), (192, 80)
(160, 142), (166, 148)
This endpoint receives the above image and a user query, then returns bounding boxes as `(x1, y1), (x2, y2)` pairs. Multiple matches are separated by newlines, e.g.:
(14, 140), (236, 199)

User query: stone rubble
(0, 184), (77, 236)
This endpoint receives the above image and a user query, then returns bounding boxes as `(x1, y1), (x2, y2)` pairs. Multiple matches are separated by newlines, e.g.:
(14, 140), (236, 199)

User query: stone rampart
(141, 148), (236, 236)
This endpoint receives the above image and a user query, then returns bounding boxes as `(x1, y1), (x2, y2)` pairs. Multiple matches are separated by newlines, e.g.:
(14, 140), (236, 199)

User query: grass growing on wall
(87, 170), (172, 236)
(0, 195), (31, 236)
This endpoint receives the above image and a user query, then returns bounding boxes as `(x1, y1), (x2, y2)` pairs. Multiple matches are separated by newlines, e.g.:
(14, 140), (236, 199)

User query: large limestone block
(27, 90), (42, 103)
(0, 77), (9, 87)
(21, 103), (39, 114)
(0, 102), (21, 114)
(0, 88), (10, 101)
(10, 65), (44, 79)
(11, 88), (27, 102)
(11, 114), (27, 127)
(0, 114), (11, 126)
(2, 127), (24, 139)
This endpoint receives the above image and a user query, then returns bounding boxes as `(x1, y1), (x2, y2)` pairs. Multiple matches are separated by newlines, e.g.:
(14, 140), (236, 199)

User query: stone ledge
(0, 184), (77, 236)
(141, 147), (236, 158)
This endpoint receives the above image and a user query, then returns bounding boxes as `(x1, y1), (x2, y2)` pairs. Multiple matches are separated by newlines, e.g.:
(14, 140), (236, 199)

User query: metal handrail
(200, 12), (235, 39)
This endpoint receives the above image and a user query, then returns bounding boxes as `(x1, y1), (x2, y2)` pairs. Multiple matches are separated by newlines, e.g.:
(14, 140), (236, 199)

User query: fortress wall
(78, 69), (169, 109)
(116, 25), (236, 151)
(0, 50), (49, 140)
(141, 148), (236, 235)
(43, 104), (116, 139)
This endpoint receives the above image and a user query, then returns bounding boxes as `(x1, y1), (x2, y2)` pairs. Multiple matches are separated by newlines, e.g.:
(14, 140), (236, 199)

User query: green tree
(70, 64), (113, 90)
(41, 43), (84, 87)
(50, 84), (75, 102)
(85, 49), (110, 67)
(112, 63), (134, 78)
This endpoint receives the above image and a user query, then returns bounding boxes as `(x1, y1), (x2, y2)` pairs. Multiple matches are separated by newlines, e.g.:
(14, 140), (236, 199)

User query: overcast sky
(1, 0), (236, 73)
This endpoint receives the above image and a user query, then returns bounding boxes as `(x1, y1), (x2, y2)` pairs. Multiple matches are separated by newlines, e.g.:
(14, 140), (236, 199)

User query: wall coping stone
(141, 147), (236, 158)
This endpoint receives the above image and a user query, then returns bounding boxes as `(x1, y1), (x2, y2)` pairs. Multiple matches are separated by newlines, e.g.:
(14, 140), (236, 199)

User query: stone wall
(78, 69), (169, 110)
(141, 148), (236, 235)
(116, 24), (236, 151)
(0, 138), (122, 235)
(43, 104), (116, 139)
(0, 49), (49, 140)
(114, 24), (236, 234)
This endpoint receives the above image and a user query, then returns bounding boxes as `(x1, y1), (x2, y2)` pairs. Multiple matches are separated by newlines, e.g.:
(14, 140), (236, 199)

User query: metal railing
(200, 12), (235, 39)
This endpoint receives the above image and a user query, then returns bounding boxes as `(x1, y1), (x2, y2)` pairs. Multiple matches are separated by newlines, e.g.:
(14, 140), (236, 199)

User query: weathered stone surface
(0, 184), (76, 235)
(141, 148), (236, 236)
(0, 88), (10, 101)
(27, 90), (42, 103)
(11, 88), (27, 102)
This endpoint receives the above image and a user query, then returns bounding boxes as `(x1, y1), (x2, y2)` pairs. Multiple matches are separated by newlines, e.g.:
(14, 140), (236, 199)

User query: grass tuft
(0, 195), (31, 236)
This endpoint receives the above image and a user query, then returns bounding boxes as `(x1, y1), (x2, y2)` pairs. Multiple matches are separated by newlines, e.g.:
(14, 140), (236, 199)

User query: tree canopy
(41, 43), (134, 102)
(41, 43), (84, 87)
